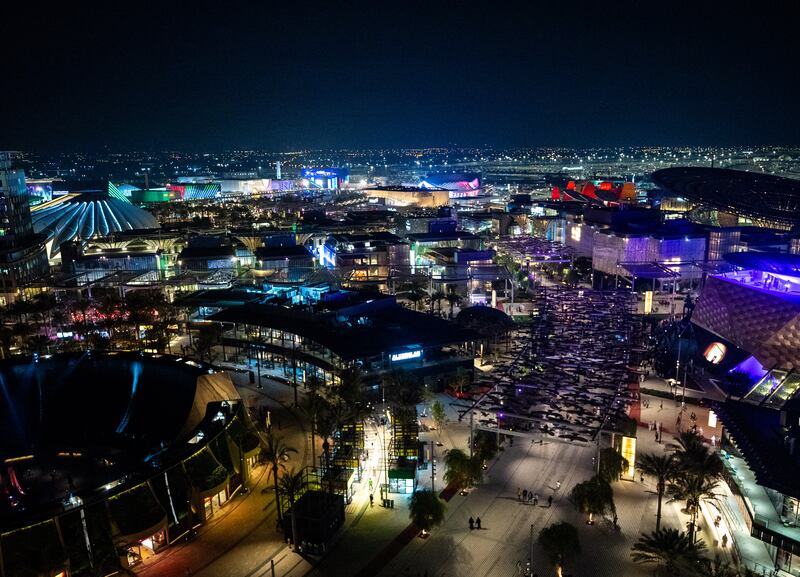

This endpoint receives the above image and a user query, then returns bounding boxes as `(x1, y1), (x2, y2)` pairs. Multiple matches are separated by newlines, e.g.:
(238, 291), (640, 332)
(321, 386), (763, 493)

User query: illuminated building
(693, 252), (800, 371)
(418, 172), (482, 198)
(178, 236), (237, 271)
(363, 185), (450, 208)
(0, 152), (49, 299)
(690, 253), (800, 573)
(301, 168), (349, 190)
(254, 244), (315, 283)
(321, 232), (410, 284)
(551, 179), (636, 204)
(167, 182), (222, 200)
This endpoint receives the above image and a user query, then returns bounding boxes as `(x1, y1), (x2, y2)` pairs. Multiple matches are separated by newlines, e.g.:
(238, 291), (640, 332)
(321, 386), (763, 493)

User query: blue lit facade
(301, 168), (349, 190)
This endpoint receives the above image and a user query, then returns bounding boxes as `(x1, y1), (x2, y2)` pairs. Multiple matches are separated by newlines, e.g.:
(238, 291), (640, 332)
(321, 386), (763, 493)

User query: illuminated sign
(620, 436), (636, 480)
(391, 350), (421, 362)
(644, 291), (653, 314)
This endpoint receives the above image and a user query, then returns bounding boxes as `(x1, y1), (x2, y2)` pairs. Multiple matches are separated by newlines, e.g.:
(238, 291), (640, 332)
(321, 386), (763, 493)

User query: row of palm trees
(398, 282), (463, 317)
(638, 430), (722, 536)
(258, 367), (373, 547)
(261, 432), (305, 546)
(631, 430), (748, 576)
(632, 528), (755, 576)
(297, 368), (372, 481)
(0, 289), (181, 357)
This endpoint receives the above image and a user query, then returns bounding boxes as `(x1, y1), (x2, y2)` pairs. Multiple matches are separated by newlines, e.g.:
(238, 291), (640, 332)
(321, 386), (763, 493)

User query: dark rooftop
(210, 302), (479, 360)
(178, 245), (236, 259)
(407, 230), (480, 242)
(255, 245), (314, 260)
(652, 167), (800, 229)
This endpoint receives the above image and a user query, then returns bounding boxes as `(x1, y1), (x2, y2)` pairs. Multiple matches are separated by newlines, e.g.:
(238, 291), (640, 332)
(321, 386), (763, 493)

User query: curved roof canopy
(652, 167), (800, 229)
(31, 191), (159, 256)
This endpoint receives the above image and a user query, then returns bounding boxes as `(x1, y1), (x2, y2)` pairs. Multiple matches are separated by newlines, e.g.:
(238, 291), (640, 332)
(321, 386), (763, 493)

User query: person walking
(522, 489), (528, 502)
(547, 495), (553, 507)
(476, 517), (482, 529)
(517, 487), (522, 501)
(555, 480), (561, 490)
(533, 493), (539, 506)
(469, 516), (475, 530)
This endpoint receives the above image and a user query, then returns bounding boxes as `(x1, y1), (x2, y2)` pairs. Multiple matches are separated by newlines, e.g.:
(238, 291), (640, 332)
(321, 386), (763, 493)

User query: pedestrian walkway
(136, 376), (309, 577)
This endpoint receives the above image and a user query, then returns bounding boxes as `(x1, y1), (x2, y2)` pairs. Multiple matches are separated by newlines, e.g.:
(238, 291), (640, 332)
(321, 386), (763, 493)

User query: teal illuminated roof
(32, 191), (159, 257)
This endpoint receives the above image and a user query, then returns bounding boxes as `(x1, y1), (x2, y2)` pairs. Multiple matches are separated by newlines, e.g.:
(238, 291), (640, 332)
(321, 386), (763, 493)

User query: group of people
(642, 398), (663, 410)
(517, 487), (553, 507)
(648, 420), (664, 443)
(468, 516), (482, 530)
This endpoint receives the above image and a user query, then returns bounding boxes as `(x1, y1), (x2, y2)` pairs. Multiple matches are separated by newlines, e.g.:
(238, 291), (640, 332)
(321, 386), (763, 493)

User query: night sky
(2, 1), (797, 152)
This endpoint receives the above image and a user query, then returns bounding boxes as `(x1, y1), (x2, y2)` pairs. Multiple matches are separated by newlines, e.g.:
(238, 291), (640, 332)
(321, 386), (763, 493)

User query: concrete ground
(131, 343), (772, 577)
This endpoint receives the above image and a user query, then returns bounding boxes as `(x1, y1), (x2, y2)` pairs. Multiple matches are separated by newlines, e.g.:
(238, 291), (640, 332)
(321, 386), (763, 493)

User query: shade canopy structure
(459, 286), (638, 443)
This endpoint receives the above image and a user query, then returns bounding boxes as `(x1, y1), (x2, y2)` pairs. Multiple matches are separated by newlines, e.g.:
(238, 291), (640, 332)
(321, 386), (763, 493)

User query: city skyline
(3, 3), (800, 577)
(2, 2), (798, 152)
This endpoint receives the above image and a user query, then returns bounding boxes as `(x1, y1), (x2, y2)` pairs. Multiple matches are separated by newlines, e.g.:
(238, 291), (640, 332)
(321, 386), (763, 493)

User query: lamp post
(675, 336), (682, 402)
(529, 523), (535, 577)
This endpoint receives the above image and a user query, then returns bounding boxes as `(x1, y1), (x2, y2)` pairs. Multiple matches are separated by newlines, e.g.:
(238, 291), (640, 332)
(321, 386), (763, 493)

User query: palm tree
(191, 323), (222, 364)
(278, 468), (305, 549)
(261, 432), (298, 524)
(538, 522), (580, 577)
(298, 394), (326, 473)
(335, 366), (365, 408)
(408, 489), (446, 534)
(445, 291), (462, 318)
(407, 288), (426, 311)
(570, 476), (615, 525)
(430, 290), (446, 315)
(672, 430), (711, 469)
(631, 528), (707, 576)
(638, 452), (676, 531)
(315, 405), (341, 491)
(668, 474), (719, 542)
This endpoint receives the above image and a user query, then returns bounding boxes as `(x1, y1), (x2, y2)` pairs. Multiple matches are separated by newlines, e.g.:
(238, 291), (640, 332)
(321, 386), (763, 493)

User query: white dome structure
(31, 191), (159, 257)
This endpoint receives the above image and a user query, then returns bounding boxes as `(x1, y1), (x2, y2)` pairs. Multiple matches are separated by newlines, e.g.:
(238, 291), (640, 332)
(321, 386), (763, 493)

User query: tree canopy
(538, 522), (580, 577)
(408, 490), (446, 533)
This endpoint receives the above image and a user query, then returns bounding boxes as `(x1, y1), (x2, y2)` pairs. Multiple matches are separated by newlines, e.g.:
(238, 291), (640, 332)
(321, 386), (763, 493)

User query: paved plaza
(126, 336), (774, 577)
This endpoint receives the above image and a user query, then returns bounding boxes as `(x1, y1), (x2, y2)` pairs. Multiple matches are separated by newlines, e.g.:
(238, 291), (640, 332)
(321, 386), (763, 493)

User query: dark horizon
(2, 2), (798, 153)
